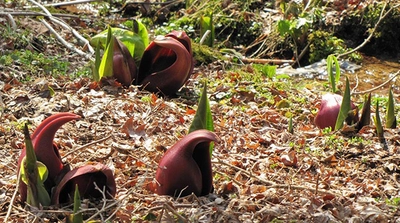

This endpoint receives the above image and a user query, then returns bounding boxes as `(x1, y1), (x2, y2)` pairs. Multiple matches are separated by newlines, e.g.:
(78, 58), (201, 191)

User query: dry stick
(240, 58), (295, 65)
(0, 11), (80, 18)
(4, 168), (22, 222)
(338, 3), (400, 58)
(214, 158), (341, 196)
(351, 70), (400, 95)
(28, 0), (93, 59)
(62, 134), (112, 158)
(25, 0), (100, 8)
(4, 13), (17, 30)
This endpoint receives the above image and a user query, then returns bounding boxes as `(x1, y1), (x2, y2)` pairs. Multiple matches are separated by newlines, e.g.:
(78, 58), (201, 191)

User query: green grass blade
(334, 76), (351, 131)
(327, 54), (340, 93)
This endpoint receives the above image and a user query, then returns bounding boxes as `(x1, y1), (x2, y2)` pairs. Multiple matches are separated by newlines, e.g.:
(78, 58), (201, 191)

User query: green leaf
(200, 14), (215, 47)
(21, 124), (51, 207)
(386, 86), (396, 128)
(261, 65), (276, 78)
(132, 19), (149, 48)
(327, 54), (340, 93)
(288, 115), (293, 134)
(73, 184), (83, 223)
(334, 76), (351, 131)
(189, 82), (214, 154)
(373, 100), (384, 138)
(98, 27), (115, 80)
(90, 27), (147, 62)
(93, 43), (101, 81)
(277, 20), (291, 36)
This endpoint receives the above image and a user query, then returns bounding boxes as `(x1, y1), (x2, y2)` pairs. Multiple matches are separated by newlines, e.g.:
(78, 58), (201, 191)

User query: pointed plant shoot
(72, 184), (83, 223)
(386, 86), (396, 128)
(200, 14), (215, 47)
(327, 55), (341, 93)
(189, 82), (214, 154)
(374, 100), (384, 138)
(97, 26), (114, 81)
(20, 124), (51, 207)
(334, 76), (351, 131)
(356, 93), (371, 131)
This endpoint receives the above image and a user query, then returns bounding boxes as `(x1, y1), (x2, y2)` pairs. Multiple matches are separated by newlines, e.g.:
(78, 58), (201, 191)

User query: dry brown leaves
(1, 60), (400, 222)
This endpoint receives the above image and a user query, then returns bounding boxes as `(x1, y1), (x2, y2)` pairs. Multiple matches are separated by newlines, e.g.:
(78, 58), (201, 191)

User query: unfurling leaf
(335, 77), (351, 131)
(373, 100), (384, 138)
(98, 26), (115, 80)
(72, 184), (83, 223)
(200, 14), (215, 47)
(21, 124), (51, 207)
(189, 82), (214, 154)
(386, 86), (396, 128)
(327, 54), (341, 93)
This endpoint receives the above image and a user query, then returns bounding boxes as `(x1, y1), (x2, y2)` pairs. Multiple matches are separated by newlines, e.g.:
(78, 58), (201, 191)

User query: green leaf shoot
(72, 184), (83, 223)
(20, 124), (51, 207)
(385, 86), (396, 128)
(327, 54), (341, 93)
(189, 82), (214, 154)
(373, 100), (384, 138)
(334, 76), (351, 131)
(98, 27), (115, 80)
(200, 14), (215, 47)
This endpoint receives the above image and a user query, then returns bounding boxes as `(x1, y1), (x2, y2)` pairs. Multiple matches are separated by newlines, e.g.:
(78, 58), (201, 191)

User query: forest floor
(1, 0), (400, 222)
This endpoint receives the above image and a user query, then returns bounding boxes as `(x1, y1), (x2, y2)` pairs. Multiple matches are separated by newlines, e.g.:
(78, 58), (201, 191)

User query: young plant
(334, 76), (352, 130)
(356, 93), (372, 131)
(189, 82), (214, 154)
(374, 100), (384, 138)
(327, 54), (340, 93)
(20, 124), (51, 207)
(385, 86), (396, 128)
(67, 185), (83, 223)
(200, 13), (215, 47)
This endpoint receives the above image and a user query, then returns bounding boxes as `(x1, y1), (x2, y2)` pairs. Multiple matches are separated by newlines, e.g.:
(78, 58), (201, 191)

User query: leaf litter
(1, 4), (400, 223)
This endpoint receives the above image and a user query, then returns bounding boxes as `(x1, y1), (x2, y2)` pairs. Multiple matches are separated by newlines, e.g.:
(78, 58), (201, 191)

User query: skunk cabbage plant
(137, 31), (193, 96)
(113, 37), (137, 86)
(18, 113), (80, 202)
(52, 163), (117, 204)
(156, 130), (217, 197)
(315, 93), (358, 130)
(17, 113), (117, 206)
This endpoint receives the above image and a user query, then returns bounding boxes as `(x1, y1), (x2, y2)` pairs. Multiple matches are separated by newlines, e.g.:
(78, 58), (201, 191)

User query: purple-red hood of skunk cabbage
(315, 93), (357, 129)
(51, 163), (116, 204)
(165, 30), (194, 80)
(137, 31), (193, 96)
(18, 113), (80, 202)
(113, 37), (137, 86)
(155, 130), (217, 197)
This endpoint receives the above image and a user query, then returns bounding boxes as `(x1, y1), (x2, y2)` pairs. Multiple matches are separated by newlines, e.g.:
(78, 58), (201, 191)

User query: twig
(199, 30), (211, 45)
(28, 0), (94, 58)
(4, 167), (21, 222)
(240, 57), (295, 65)
(214, 158), (341, 196)
(0, 11), (80, 18)
(25, 0), (100, 8)
(351, 70), (400, 95)
(62, 134), (112, 158)
(4, 13), (17, 30)
(338, 3), (400, 58)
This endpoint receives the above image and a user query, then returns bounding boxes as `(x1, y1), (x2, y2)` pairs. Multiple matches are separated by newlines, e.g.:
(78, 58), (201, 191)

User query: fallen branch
(351, 70), (400, 95)
(338, 3), (400, 58)
(240, 57), (295, 65)
(28, 0), (94, 58)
